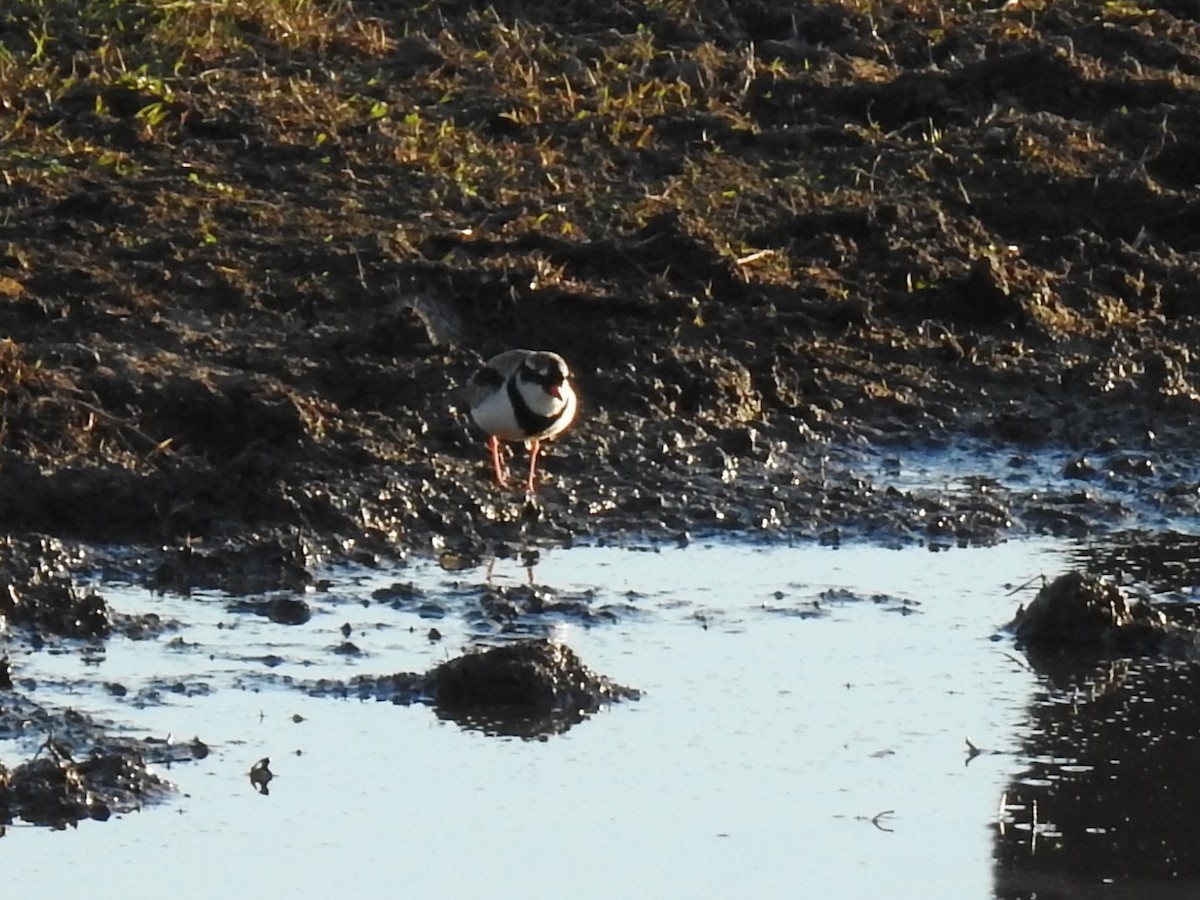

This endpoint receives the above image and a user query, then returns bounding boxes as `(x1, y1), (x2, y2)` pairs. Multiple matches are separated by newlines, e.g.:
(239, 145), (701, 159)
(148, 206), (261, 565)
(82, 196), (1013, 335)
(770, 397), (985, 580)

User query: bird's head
(521, 352), (571, 399)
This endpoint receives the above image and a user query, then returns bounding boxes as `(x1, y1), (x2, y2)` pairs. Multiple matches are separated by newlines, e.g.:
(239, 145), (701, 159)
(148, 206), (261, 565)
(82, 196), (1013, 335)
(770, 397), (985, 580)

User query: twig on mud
(643, 183), (676, 202)
(734, 248), (778, 267)
(52, 394), (173, 457)
(352, 248), (368, 290)
(32, 734), (72, 764)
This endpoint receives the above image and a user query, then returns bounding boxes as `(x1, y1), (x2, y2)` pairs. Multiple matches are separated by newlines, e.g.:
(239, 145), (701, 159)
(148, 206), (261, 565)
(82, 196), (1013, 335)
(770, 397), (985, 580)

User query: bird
(468, 349), (577, 492)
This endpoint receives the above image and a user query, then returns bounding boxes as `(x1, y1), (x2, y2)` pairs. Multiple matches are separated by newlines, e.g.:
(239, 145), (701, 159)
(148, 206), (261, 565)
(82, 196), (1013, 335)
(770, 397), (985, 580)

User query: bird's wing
(466, 349), (530, 408)
(482, 349), (532, 377)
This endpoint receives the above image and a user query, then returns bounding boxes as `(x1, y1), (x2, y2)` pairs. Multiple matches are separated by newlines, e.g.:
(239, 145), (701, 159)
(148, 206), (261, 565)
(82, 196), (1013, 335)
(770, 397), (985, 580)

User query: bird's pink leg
(488, 436), (509, 487)
(526, 439), (542, 493)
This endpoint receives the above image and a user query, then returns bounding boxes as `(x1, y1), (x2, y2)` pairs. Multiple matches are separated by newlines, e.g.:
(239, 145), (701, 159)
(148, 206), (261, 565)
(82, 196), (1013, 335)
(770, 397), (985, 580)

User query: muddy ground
(2, 0), (1200, 822)
(3, 0), (1200, 565)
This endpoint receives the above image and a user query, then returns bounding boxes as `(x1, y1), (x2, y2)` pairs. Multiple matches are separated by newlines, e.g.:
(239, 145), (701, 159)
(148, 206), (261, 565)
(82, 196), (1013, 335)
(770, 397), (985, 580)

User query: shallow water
(4, 538), (1200, 898)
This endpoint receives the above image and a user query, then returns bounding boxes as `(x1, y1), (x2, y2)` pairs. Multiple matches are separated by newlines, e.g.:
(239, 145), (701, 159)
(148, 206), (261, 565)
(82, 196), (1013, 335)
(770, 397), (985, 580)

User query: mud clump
(0, 693), (208, 829)
(1, 751), (167, 828)
(0, 536), (176, 640)
(476, 583), (620, 631)
(431, 639), (635, 708)
(228, 594), (313, 625)
(304, 639), (638, 739)
(152, 540), (314, 596)
(428, 639), (639, 738)
(1012, 571), (1195, 657)
(0, 540), (203, 829)
(0, 536), (110, 638)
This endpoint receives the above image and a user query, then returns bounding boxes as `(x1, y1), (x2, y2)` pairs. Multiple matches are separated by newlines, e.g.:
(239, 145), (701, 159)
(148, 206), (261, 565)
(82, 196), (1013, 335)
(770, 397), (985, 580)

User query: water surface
(5, 538), (1197, 898)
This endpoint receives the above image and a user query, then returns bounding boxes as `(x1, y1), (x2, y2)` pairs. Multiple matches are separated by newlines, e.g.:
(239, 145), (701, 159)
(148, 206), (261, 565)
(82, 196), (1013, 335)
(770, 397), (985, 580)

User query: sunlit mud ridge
(0, 537), (176, 640)
(303, 638), (639, 739)
(0, 537), (111, 639)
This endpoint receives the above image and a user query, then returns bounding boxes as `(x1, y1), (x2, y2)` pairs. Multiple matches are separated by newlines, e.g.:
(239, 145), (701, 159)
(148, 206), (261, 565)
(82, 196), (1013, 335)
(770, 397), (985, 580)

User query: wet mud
(0, 689), (207, 829)
(304, 638), (638, 739)
(997, 657), (1200, 890)
(3, 0), (1200, 826)
(2, 0), (1200, 559)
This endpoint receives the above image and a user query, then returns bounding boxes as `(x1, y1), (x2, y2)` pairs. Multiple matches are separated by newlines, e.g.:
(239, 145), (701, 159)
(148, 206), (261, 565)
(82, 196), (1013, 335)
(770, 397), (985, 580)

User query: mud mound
(303, 638), (638, 738)
(1013, 571), (1167, 648)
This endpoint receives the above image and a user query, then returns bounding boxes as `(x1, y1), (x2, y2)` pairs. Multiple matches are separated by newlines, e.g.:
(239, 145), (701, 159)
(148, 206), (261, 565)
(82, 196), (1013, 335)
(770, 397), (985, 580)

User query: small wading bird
(468, 349), (577, 492)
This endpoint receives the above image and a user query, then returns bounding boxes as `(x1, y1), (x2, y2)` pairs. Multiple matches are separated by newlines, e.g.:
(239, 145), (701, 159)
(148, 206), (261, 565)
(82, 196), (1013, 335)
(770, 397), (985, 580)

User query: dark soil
(3, 0), (1200, 564)
(4, 0), (1200, 823)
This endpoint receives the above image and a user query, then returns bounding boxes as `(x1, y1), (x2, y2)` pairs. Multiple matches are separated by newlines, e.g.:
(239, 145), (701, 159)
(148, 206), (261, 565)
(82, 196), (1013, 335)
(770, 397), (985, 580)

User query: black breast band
(507, 375), (561, 436)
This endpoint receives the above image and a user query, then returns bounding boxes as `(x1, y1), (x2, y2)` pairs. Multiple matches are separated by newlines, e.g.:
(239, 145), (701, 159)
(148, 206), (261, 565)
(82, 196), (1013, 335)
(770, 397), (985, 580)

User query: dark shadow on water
(996, 533), (1200, 896)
